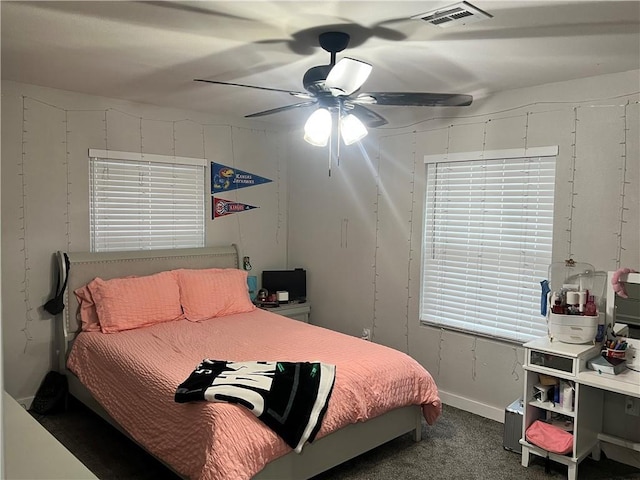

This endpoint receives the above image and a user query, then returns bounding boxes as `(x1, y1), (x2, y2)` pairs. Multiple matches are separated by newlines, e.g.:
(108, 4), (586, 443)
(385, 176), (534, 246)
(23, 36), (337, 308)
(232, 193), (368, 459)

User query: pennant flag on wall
(213, 197), (258, 218)
(211, 163), (272, 193)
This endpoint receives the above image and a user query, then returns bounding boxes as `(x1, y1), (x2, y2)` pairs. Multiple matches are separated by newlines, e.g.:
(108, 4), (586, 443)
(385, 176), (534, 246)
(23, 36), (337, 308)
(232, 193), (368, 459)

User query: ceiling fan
(195, 31), (473, 146)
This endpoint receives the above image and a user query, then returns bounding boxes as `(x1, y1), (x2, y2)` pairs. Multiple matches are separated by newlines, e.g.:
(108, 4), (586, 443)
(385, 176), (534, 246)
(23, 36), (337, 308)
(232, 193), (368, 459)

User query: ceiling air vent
(412, 1), (492, 28)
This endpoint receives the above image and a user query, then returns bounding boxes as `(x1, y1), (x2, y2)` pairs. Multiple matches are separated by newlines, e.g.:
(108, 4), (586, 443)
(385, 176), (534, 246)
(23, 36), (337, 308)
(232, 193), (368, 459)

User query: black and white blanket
(175, 359), (336, 453)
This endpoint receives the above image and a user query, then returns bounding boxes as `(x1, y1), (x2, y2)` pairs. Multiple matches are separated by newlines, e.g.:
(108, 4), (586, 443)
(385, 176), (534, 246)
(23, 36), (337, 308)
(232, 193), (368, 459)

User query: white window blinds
(89, 150), (206, 252)
(421, 150), (556, 343)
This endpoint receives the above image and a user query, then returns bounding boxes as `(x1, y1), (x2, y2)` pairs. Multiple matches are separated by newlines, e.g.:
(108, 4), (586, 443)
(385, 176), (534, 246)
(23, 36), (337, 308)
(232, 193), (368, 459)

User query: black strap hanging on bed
(43, 252), (70, 315)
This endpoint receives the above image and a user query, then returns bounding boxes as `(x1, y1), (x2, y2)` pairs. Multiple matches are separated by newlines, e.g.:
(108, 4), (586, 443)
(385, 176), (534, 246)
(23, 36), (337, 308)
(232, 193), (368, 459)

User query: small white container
(548, 313), (601, 344)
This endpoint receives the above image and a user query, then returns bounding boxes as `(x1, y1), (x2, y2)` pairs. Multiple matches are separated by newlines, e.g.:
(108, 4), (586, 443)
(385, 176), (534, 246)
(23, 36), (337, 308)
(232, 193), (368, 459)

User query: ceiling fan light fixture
(340, 113), (368, 145)
(326, 58), (373, 96)
(304, 108), (332, 146)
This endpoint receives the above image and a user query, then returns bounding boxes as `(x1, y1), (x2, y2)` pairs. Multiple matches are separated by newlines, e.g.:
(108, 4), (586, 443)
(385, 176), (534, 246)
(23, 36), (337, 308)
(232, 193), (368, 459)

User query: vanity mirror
(606, 270), (640, 339)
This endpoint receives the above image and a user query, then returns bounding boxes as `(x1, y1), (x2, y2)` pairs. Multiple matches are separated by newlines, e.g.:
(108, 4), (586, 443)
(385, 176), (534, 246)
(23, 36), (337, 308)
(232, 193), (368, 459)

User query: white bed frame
(57, 245), (422, 479)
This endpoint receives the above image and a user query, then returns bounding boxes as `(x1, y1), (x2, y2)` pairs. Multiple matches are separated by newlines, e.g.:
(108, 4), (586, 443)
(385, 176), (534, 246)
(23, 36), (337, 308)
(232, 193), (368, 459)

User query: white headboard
(57, 245), (239, 370)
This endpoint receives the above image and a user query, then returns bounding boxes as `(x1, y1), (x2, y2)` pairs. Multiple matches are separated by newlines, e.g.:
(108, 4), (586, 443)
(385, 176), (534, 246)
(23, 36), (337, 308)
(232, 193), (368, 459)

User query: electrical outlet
(361, 328), (371, 341)
(625, 396), (640, 416)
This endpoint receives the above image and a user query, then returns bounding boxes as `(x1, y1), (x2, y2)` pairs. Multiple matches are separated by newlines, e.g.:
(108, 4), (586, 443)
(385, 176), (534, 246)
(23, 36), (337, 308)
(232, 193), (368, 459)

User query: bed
(56, 245), (441, 480)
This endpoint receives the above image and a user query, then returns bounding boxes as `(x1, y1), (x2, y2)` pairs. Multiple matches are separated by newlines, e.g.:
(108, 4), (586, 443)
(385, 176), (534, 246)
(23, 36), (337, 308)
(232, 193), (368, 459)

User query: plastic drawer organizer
(548, 313), (602, 344)
(546, 260), (607, 345)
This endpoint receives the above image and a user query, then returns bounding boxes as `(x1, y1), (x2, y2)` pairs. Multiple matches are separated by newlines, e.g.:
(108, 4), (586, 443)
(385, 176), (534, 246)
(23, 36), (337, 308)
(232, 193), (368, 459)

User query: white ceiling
(2, 1), (639, 127)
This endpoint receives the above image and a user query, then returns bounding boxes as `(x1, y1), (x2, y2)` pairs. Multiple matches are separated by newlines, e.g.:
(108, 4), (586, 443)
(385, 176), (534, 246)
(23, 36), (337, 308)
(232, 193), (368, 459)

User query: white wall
(1, 81), (290, 404)
(287, 70), (640, 427)
(1, 70), (638, 460)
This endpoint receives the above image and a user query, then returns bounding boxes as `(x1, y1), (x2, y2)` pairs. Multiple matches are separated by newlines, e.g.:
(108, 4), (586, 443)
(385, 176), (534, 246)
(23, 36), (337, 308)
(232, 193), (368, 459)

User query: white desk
(577, 368), (640, 397)
(520, 335), (640, 480)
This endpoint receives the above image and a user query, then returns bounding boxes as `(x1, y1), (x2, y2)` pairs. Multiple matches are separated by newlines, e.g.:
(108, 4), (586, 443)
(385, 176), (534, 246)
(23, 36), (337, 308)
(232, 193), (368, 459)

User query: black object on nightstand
(262, 269), (306, 303)
(255, 301), (280, 308)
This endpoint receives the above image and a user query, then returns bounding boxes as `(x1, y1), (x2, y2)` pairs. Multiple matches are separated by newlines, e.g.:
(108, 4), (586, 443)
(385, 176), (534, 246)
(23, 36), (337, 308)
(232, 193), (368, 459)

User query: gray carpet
(33, 397), (640, 480)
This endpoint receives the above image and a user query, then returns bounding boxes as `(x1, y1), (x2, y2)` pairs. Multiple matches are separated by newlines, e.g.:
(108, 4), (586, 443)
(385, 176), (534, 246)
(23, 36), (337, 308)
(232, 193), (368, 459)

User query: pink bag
(525, 420), (573, 454)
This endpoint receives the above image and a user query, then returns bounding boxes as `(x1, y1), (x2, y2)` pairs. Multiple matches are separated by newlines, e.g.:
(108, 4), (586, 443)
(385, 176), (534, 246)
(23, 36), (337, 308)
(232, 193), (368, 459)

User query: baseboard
(601, 441), (640, 469)
(439, 390), (504, 423)
(14, 396), (34, 410)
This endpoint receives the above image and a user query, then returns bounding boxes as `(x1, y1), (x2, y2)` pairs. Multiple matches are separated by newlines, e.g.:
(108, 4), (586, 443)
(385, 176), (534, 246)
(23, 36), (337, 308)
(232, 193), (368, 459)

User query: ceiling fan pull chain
(328, 126), (332, 177)
(336, 106), (341, 167)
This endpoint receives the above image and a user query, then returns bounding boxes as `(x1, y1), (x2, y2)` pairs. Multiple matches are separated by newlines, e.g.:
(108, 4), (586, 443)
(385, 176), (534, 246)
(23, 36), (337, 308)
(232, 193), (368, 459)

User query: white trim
(13, 396), (33, 410)
(424, 145), (558, 164)
(438, 390), (504, 423)
(88, 149), (207, 167)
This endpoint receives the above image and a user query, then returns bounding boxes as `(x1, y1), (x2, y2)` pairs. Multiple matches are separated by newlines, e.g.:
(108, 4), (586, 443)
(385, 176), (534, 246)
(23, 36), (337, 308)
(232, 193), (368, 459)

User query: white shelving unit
(520, 337), (603, 480)
(521, 330), (640, 478)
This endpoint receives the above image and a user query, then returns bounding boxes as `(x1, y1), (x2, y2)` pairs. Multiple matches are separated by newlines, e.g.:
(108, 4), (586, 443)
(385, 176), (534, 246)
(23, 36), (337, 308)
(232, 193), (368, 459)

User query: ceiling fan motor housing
(318, 31), (351, 54)
(303, 65), (333, 94)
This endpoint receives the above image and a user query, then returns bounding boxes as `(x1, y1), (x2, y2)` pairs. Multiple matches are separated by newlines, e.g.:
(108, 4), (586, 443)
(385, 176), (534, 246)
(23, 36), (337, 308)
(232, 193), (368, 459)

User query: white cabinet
(521, 337), (604, 480)
(3, 392), (98, 479)
(261, 302), (311, 323)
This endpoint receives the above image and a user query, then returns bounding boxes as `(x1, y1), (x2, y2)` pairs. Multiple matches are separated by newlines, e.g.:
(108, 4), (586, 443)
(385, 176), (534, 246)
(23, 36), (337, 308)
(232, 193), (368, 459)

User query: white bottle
(559, 380), (574, 412)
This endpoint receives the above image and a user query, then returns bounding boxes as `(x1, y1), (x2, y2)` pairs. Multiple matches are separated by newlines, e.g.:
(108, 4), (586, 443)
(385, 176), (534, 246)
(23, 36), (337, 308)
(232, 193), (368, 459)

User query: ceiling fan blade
(245, 101), (317, 118)
(325, 58), (372, 96)
(194, 79), (308, 97)
(355, 92), (473, 107)
(350, 105), (388, 128)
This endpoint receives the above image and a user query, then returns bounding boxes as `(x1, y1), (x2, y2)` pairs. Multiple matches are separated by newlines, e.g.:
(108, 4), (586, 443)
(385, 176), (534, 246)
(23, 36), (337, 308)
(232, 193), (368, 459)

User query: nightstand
(260, 302), (311, 323)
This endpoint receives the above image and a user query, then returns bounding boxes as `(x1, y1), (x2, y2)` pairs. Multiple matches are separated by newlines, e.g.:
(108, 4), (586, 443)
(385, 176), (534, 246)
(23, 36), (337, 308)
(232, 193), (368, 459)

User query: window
(89, 149), (206, 252)
(421, 147), (557, 343)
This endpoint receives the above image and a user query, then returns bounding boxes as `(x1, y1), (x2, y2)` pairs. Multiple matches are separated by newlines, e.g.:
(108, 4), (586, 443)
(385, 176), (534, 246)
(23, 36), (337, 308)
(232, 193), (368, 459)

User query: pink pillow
(176, 268), (256, 321)
(90, 270), (183, 333)
(74, 283), (101, 332)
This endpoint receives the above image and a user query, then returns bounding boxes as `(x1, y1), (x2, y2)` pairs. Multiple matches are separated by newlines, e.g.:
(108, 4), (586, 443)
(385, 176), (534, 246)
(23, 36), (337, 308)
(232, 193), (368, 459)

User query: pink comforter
(67, 309), (441, 479)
